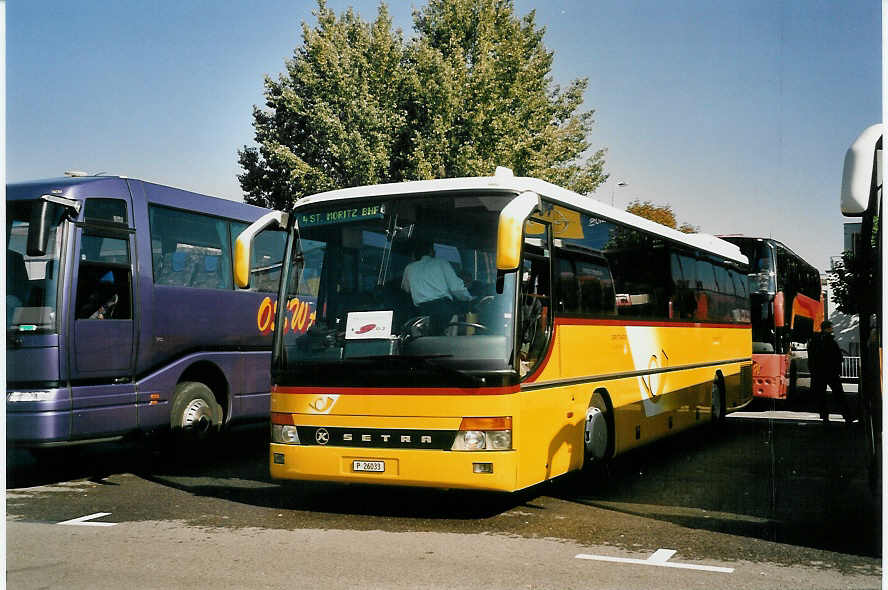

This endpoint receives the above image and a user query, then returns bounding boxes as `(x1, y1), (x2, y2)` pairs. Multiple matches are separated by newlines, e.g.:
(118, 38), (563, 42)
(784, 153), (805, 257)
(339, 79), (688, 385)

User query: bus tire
(170, 381), (222, 442)
(583, 392), (614, 466)
(711, 375), (727, 424)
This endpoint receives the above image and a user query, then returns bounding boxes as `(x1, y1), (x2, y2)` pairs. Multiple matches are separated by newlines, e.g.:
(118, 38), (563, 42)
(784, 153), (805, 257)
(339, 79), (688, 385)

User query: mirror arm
(42, 194), (82, 216)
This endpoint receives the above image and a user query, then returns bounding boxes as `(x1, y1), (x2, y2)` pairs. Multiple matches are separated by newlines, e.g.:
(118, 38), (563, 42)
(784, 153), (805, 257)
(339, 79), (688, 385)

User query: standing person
(809, 320), (853, 423)
(401, 238), (473, 334)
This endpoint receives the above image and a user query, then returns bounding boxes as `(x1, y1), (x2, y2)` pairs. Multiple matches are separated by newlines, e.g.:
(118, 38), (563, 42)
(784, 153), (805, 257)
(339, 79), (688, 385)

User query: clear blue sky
(7, 1), (881, 272)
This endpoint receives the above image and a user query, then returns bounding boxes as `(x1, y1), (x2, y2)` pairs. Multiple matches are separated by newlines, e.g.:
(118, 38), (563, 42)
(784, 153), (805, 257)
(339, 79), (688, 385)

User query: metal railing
(841, 356), (861, 380)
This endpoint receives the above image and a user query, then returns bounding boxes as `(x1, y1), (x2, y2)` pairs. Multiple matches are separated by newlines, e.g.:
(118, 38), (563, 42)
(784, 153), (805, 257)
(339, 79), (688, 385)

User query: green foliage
(238, 0), (608, 208)
(625, 200), (698, 233)
(239, 2), (407, 209)
(829, 250), (876, 316)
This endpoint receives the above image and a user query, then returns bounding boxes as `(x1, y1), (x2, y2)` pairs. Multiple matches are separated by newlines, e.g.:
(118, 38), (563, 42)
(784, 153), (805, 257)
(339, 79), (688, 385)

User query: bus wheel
(711, 377), (726, 424)
(170, 381), (222, 442)
(584, 393), (613, 465)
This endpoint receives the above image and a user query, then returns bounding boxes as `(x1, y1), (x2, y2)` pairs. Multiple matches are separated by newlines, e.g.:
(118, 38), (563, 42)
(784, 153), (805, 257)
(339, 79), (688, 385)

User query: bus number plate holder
(353, 460), (385, 472)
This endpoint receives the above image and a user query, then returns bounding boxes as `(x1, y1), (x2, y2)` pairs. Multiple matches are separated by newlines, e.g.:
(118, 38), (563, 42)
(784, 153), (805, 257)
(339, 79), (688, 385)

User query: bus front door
(68, 227), (137, 438)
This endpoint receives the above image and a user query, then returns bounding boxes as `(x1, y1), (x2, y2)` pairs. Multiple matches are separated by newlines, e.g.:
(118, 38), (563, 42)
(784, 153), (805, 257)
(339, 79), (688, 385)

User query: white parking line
(729, 411), (845, 422)
(576, 548), (734, 573)
(57, 512), (118, 527)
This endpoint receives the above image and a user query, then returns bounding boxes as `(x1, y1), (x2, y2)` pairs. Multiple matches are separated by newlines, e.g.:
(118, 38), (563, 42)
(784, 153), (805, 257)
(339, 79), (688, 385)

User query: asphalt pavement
(5, 385), (883, 589)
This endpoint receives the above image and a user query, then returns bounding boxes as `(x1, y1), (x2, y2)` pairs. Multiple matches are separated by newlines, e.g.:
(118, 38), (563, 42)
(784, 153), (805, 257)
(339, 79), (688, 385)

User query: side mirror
(234, 210), (290, 289)
(841, 123), (882, 216)
(27, 201), (55, 257)
(496, 191), (541, 271)
(27, 195), (81, 256)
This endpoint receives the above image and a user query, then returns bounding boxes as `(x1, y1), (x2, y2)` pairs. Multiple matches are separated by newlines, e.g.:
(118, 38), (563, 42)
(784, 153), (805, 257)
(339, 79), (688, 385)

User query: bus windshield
(723, 237), (776, 352)
(6, 200), (65, 332)
(277, 193), (517, 387)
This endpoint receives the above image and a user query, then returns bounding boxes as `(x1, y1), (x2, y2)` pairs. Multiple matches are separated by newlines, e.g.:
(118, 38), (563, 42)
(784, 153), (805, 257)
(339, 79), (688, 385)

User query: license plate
(353, 460), (385, 472)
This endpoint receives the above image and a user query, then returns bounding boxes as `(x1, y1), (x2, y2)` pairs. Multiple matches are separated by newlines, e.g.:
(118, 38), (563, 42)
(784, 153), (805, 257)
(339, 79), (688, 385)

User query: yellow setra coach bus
(234, 169), (753, 492)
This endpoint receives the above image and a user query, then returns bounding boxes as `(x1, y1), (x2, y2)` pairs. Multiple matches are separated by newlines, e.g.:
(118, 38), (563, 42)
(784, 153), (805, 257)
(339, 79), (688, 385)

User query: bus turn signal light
(458, 416), (512, 430)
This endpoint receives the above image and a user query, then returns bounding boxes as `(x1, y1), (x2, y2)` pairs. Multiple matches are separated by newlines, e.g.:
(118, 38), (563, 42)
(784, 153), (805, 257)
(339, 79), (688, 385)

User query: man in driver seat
(401, 238), (473, 334)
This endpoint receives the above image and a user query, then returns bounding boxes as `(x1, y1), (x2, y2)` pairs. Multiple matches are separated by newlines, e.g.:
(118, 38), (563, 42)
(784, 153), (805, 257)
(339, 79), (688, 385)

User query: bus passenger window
(555, 257), (578, 313)
(76, 269), (124, 319)
(695, 259), (718, 321)
(149, 205), (233, 290)
(75, 235), (132, 320)
(669, 252), (697, 320)
(577, 259), (615, 314)
(519, 252), (550, 377)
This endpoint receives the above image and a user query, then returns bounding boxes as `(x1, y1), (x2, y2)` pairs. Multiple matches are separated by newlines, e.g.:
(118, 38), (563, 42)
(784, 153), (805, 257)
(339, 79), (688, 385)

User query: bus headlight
(460, 431), (486, 450)
(271, 424), (301, 444)
(451, 417), (512, 451)
(486, 430), (512, 450)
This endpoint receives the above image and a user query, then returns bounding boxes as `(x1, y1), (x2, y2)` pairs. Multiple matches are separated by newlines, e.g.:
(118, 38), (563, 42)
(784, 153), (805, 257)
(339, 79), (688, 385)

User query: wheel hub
(181, 399), (213, 433)
(585, 407), (608, 460)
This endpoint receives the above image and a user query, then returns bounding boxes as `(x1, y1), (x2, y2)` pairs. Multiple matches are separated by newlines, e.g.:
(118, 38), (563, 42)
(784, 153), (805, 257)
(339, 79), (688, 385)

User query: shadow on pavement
(7, 386), (880, 554)
(555, 388), (880, 558)
(7, 424), (529, 521)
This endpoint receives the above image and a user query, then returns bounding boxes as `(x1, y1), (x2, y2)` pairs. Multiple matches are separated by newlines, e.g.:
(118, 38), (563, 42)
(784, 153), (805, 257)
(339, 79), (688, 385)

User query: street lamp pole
(611, 181), (627, 207)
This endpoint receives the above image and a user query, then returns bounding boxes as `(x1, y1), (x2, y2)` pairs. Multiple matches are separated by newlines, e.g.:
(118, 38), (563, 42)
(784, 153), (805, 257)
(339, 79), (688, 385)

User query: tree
(829, 214), (879, 315)
(238, 0), (608, 209)
(829, 250), (877, 316)
(238, 3), (408, 209)
(625, 200), (698, 233)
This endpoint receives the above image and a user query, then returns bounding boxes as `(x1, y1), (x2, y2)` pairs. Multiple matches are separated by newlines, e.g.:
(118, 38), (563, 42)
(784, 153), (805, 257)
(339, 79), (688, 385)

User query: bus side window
(149, 205), (233, 290)
(729, 268), (749, 322)
(577, 258), (615, 315)
(519, 241), (551, 377)
(695, 258), (718, 321)
(75, 234), (132, 320)
(714, 265), (735, 323)
(669, 252), (697, 320)
(555, 256), (578, 313)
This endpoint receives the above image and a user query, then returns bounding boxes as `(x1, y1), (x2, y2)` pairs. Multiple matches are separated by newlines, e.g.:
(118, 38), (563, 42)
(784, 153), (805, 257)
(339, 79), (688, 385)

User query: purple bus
(6, 175), (286, 450)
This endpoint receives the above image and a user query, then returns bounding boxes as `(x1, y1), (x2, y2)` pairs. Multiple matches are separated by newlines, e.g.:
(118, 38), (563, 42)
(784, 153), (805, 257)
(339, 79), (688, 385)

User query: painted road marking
(730, 411), (847, 422)
(57, 512), (118, 527)
(576, 548), (734, 573)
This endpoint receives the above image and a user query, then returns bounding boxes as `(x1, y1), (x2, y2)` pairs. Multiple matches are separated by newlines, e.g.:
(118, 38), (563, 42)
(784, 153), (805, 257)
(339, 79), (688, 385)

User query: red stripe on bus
(552, 317), (750, 329)
(272, 385), (520, 396)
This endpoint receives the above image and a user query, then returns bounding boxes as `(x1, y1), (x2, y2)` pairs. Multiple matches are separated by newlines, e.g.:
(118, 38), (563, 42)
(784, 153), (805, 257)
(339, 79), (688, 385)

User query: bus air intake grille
(295, 426), (457, 450)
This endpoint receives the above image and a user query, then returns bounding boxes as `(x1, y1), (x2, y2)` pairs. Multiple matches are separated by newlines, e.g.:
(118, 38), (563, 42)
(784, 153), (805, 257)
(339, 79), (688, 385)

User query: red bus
(721, 236), (823, 400)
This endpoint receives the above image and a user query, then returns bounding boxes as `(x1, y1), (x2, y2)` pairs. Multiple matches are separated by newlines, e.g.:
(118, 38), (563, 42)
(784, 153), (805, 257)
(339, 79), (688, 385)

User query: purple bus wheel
(170, 381), (222, 441)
